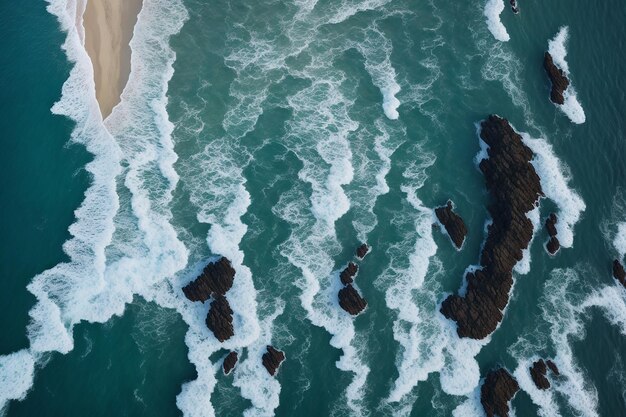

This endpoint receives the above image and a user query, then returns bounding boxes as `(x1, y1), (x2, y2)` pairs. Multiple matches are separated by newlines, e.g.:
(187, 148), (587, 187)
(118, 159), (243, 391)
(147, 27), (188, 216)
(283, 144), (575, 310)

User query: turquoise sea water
(1, 0), (626, 416)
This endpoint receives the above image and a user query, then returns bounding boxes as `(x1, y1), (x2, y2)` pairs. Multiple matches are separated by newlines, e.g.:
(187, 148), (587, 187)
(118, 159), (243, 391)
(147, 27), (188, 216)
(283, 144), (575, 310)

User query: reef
(262, 346), (285, 376)
(613, 259), (626, 287)
(182, 257), (236, 302)
(356, 243), (370, 259)
(338, 284), (368, 315)
(545, 213), (560, 255)
(223, 351), (238, 375)
(340, 262), (359, 285)
(440, 115), (543, 339)
(435, 200), (468, 249)
(544, 52), (570, 105)
(481, 368), (520, 417)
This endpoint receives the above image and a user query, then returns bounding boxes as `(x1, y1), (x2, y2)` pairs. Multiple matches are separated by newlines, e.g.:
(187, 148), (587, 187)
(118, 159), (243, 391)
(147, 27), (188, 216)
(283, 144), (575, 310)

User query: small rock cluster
(338, 244), (369, 315)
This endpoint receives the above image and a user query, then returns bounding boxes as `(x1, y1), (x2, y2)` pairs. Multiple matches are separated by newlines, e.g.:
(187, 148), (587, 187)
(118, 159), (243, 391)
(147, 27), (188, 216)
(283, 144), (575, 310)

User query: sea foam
(483, 0), (510, 42)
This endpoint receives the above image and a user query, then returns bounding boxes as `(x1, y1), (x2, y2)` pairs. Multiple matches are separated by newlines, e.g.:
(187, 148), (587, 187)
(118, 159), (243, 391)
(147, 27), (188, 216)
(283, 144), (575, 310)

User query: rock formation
(544, 52), (570, 105)
(183, 257), (236, 302)
(435, 200), (468, 249)
(262, 345), (285, 376)
(613, 259), (626, 287)
(510, 0), (519, 13)
(356, 243), (370, 259)
(338, 284), (368, 315)
(223, 351), (238, 375)
(546, 359), (560, 375)
(481, 368), (520, 417)
(340, 262), (358, 285)
(206, 295), (234, 342)
(529, 359), (550, 390)
(545, 213), (560, 255)
(441, 116), (543, 339)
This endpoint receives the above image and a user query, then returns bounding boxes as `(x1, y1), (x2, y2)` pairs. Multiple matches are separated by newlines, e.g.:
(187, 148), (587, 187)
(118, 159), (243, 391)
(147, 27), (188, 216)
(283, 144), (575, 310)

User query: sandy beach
(83, 0), (143, 119)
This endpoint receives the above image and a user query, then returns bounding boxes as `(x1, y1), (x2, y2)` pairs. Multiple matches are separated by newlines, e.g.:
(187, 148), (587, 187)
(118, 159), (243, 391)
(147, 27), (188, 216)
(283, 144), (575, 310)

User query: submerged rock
(481, 368), (520, 417)
(435, 200), (468, 249)
(441, 116), (543, 339)
(223, 351), (238, 375)
(338, 284), (367, 315)
(546, 359), (560, 376)
(206, 295), (234, 342)
(356, 243), (370, 259)
(544, 52), (570, 105)
(545, 213), (561, 255)
(530, 359), (550, 390)
(262, 346), (285, 376)
(613, 259), (626, 287)
(340, 262), (359, 285)
(183, 257), (236, 302)
(510, 0), (519, 13)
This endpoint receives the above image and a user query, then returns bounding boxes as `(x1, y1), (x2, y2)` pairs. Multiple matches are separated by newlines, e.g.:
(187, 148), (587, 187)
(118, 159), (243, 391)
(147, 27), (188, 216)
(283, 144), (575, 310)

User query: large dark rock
(530, 359), (550, 390)
(441, 116), (543, 339)
(340, 262), (359, 285)
(435, 200), (468, 249)
(356, 243), (370, 260)
(544, 52), (570, 105)
(262, 346), (285, 376)
(338, 284), (367, 315)
(223, 351), (238, 375)
(546, 360), (560, 376)
(613, 259), (626, 287)
(183, 257), (236, 302)
(481, 368), (520, 417)
(545, 213), (560, 255)
(206, 295), (234, 342)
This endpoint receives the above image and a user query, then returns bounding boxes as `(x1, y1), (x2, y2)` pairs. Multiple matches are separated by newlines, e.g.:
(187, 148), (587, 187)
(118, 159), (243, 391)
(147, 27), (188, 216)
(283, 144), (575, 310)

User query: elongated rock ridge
(206, 295), (234, 342)
(223, 351), (238, 375)
(545, 213), (560, 255)
(435, 200), (468, 249)
(262, 346), (285, 376)
(481, 368), (520, 417)
(544, 52), (570, 105)
(529, 358), (560, 390)
(613, 259), (626, 288)
(441, 115), (543, 339)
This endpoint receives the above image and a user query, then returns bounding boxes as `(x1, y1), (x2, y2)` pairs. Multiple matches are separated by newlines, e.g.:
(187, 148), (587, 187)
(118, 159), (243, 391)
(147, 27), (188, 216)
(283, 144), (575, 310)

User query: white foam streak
(0, 350), (35, 415)
(483, 0), (510, 42)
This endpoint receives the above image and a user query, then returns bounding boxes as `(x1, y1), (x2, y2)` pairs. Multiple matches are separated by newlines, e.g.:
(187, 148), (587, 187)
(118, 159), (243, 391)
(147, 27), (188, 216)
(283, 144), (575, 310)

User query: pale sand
(83, 0), (143, 119)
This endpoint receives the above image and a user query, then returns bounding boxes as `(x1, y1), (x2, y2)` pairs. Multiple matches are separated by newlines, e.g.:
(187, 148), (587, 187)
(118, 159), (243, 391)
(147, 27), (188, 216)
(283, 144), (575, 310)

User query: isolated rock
(546, 360), (560, 376)
(545, 213), (560, 255)
(481, 368), (520, 417)
(435, 200), (468, 249)
(356, 243), (370, 259)
(510, 0), (519, 13)
(544, 52), (570, 105)
(338, 284), (367, 315)
(340, 262), (359, 285)
(530, 359), (550, 390)
(613, 259), (626, 287)
(223, 351), (238, 375)
(183, 257), (236, 302)
(206, 295), (234, 342)
(262, 346), (285, 376)
(441, 116), (543, 339)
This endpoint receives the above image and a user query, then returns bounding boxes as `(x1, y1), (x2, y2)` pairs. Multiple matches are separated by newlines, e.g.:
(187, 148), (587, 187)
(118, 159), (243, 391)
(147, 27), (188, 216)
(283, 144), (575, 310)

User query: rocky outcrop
(545, 213), (560, 255)
(340, 262), (358, 285)
(206, 295), (234, 342)
(435, 200), (468, 249)
(481, 368), (520, 417)
(440, 116), (543, 339)
(546, 360), (560, 376)
(510, 0), (519, 13)
(356, 243), (370, 259)
(338, 284), (367, 315)
(613, 259), (626, 287)
(183, 257), (236, 302)
(530, 359), (550, 390)
(544, 52), (570, 105)
(223, 351), (238, 375)
(262, 346), (285, 376)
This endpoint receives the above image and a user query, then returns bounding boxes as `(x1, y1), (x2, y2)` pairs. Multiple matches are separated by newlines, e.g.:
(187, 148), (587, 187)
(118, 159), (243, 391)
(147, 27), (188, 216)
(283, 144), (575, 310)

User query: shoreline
(82, 0), (143, 119)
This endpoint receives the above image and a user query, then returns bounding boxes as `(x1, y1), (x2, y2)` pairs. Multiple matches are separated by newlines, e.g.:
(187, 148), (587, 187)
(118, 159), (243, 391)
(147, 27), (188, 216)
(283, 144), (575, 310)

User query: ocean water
(1, 0), (625, 416)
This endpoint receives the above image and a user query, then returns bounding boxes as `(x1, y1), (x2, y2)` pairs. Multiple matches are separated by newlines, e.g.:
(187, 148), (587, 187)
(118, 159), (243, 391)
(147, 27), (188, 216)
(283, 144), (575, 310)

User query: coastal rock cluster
(545, 213), (560, 255)
(435, 200), (468, 249)
(613, 259), (626, 288)
(481, 368), (520, 417)
(440, 116), (543, 339)
(262, 345), (286, 376)
(182, 257), (236, 342)
(544, 52), (570, 105)
(338, 244), (369, 315)
(529, 359), (560, 390)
